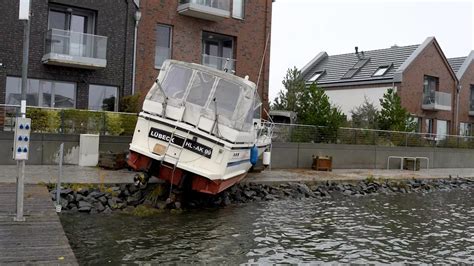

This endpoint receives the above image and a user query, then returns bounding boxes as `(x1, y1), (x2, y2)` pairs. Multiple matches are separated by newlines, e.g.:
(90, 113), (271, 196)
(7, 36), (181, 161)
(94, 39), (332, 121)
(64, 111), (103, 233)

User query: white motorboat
(128, 60), (272, 194)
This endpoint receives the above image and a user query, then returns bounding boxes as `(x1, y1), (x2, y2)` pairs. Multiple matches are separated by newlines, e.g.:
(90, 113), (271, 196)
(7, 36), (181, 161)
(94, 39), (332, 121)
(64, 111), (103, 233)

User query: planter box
(312, 155), (332, 171)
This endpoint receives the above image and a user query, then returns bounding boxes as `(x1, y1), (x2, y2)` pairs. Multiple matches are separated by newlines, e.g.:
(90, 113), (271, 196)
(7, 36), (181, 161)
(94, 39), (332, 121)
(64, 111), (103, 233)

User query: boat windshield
(145, 61), (257, 131)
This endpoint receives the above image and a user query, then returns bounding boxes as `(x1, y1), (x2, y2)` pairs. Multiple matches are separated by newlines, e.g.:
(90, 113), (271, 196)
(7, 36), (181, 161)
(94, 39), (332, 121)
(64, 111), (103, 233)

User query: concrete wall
(2, 131), (474, 169)
(271, 142), (474, 169)
(0, 132), (131, 165)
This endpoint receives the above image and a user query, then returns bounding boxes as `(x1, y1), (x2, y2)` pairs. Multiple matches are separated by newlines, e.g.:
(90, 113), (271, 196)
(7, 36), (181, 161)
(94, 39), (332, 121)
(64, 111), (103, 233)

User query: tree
(272, 67), (305, 112)
(378, 88), (416, 132)
(296, 83), (346, 142)
(350, 97), (379, 129)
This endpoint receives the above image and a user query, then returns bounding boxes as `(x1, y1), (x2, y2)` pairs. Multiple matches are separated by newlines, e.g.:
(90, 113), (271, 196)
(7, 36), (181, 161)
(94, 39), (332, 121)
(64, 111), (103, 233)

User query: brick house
(0, 0), (138, 115)
(134, 0), (273, 115)
(301, 37), (459, 136)
(448, 51), (474, 136)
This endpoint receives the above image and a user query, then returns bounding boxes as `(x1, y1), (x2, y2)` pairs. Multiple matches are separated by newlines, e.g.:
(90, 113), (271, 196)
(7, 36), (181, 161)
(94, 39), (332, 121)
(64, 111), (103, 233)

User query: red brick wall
(135, 0), (272, 113)
(456, 61), (474, 130)
(397, 42), (456, 134)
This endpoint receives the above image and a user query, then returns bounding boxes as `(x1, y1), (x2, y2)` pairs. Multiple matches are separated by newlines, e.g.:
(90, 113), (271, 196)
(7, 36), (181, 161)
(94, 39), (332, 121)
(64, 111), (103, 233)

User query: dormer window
(373, 65), (391, 77)
(308, 71), (325, 82)
(342, 58), (370, 79)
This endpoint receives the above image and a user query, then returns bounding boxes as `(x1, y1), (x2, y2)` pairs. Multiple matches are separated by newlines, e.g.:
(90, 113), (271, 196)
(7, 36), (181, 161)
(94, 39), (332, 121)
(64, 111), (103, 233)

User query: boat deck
(0, 183), (77, 264)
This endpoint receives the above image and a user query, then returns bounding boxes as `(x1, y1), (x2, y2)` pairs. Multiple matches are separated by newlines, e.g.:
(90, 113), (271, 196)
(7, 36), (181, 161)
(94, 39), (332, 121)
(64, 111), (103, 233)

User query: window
(213, 79), (241, 119)
(48, 5), (95, 33)
(425, 118), (434, 134)
(161, 65), (193, 99)
(373, 65), (390, 77)
(186, 71), (216, 107)
(88, 85), (118, 111)
(423, 76), (439, 104)
(155, 24), (172, 69)
(342, 58), (370, 79)
(308, 71), (324, 82)
(470, 85), (474, 111)
(48, 5), (96, 57)
(232, 0), (245, 19)
(6, 77), (76, 108)
(437, 119), (448, 140)
(202, 32), (235, 71)
(460, 122), (472, 136)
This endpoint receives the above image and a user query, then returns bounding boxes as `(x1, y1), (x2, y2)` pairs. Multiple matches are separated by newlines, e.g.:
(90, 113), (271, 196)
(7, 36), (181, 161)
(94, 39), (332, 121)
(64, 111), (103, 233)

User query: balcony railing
(202, 54), (236, 72)
(42, 29), (107, 69)
(178, 0), (231, 21)
(422, 91), (451, 111)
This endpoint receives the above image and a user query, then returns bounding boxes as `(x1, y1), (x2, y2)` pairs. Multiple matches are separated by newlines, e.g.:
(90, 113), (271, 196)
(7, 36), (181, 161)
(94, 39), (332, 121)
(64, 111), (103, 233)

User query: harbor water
(61, 188), (474, 264)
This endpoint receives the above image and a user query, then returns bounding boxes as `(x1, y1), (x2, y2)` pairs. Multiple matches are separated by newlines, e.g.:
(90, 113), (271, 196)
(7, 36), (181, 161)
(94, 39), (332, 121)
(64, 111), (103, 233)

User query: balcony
(202, 54), (236, 72)
(422, 91), (451, 111)
(177, 0), (230, 21)
(42, 29), (107, 69)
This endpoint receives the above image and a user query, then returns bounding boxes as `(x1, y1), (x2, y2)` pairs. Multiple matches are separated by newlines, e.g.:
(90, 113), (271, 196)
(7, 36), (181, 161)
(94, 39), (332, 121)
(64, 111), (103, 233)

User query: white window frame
(372, 65), (390, 77)
(232, 0), (245, 19)
(154, 24), (173, 69)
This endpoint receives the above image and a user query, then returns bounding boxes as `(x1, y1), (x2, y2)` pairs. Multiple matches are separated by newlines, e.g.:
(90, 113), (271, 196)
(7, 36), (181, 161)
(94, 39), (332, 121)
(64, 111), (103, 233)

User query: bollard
(55, 143), (64, 213)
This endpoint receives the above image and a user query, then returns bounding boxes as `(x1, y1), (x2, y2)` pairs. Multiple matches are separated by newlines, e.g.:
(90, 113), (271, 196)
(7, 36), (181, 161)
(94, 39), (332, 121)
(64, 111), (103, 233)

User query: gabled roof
(448, 57), (466, 74)
(302, 37), (458, 87)
(302, 44), (419, 86)
(449, 51), (474, 80)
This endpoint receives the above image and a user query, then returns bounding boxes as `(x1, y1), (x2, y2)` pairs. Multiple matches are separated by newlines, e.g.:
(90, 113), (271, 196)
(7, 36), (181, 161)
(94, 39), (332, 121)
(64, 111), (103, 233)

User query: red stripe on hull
(191, 173), (247, 194)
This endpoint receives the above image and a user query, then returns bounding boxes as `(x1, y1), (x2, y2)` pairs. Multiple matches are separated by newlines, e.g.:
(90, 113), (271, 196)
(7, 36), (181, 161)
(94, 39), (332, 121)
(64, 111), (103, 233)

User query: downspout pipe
(132, 7), (141, 95)
(455, 82), (461, 135)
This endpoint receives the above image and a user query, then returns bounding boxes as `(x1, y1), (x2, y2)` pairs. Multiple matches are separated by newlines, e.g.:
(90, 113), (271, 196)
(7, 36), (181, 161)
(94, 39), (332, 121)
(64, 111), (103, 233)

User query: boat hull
(127, 114), (271, 195)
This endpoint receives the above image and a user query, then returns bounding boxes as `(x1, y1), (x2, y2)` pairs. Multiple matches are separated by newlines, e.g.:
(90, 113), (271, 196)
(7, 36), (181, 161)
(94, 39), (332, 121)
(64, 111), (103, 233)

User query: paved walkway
(245, 168), (474, 184)
(0, 184), (77, 264)
(1, 165), (474, 185)
(0, 165), (135, 184)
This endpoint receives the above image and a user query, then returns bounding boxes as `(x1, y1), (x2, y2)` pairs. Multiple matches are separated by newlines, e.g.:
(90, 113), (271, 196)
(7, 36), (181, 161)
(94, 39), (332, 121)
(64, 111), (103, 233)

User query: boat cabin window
(161, 65), (193, 99)
(213, 79), (241, 119)
(186, 71), (215, 107)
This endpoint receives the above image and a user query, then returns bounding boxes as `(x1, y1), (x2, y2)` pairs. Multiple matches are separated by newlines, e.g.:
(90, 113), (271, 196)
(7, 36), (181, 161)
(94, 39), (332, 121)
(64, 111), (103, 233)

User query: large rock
(127, 191), (143, 206)
(88, 191), (105, 199)
(78, 201), (92, 212)
(243, 190), (256, 199)
(93, 202), (106, 212)
(98, 196), (108, 205)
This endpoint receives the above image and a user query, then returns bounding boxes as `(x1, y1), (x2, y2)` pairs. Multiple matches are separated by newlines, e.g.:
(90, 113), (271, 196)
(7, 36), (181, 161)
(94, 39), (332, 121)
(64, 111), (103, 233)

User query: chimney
(355, 46), (359, 55)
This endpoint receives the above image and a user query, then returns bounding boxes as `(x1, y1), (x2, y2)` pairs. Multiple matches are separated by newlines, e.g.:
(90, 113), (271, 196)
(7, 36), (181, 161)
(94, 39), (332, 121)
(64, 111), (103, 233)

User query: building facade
(134, 0), (273, 114)
(0, 0), (138, 117)
(449, 52), (474, 136)
(301, 37), (462, 136)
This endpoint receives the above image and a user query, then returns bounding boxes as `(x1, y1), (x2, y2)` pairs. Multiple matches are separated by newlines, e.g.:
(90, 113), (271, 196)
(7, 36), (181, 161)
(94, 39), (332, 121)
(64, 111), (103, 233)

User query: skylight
(308, 71), (325, 82)
(373, 65), (390, 77)
(341, 58), (370, 79)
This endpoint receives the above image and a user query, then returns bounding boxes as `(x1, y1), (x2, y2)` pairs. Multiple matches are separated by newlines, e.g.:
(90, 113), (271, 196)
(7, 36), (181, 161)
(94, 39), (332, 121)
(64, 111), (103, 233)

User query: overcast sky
(269, 0), (474, 103)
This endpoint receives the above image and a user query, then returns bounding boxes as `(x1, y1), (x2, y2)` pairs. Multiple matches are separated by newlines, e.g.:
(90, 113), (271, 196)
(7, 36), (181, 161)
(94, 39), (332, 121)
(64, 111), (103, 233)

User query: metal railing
(202, 54), (236, 72)
(272, 123), (474, 149)
(44, 29), (107, 59)
(179, 0), (230, 11)
(0, 104), (137, 136)
(422, 91), (451, 110)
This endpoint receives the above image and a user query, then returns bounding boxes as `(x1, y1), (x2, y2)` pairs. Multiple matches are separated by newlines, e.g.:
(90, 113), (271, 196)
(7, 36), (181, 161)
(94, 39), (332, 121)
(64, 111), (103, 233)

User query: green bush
(119, 93), (142, 113)
(61, 109), (103, 134)
(105, 113), (124, 136)
(26, 108), (60, 133)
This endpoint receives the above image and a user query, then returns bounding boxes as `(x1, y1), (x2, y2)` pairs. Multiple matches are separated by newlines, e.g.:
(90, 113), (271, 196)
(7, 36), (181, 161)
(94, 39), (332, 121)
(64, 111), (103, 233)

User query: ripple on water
(61, 188), (474, 264)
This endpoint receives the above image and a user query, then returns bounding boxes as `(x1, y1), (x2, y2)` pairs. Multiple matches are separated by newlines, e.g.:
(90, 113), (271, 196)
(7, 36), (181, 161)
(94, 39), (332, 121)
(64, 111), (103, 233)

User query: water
(61, 189), (474, 264)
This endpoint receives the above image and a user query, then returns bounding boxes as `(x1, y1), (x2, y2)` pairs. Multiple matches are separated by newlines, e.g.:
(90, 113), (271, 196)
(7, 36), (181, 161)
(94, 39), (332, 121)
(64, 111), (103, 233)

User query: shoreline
(48, 177), (474, 215)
